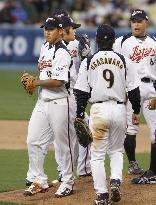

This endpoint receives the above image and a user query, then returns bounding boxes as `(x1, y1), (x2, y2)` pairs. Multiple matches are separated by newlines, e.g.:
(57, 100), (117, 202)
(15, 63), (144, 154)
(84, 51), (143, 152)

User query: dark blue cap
(130, 9), (148, 21)
(96, 24), (115, 41)
(61, 16), (81, 29)
(40, 16), (63, 29)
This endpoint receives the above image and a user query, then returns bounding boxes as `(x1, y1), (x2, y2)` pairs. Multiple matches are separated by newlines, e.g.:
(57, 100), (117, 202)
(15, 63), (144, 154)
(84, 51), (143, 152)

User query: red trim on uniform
(67, 97), (74, 173)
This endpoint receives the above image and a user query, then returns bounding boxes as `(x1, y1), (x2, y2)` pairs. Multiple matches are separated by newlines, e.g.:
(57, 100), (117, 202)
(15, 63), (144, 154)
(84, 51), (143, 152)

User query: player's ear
(58, 28), (64, 36)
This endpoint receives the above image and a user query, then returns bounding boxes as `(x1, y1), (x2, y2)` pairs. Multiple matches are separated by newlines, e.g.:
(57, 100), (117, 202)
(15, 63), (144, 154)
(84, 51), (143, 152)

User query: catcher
(21, 73), (36, 95)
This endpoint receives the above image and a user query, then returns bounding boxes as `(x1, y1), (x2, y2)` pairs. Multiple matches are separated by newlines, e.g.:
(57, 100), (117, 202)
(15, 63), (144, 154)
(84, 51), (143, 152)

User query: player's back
(88, 50), (127, 103)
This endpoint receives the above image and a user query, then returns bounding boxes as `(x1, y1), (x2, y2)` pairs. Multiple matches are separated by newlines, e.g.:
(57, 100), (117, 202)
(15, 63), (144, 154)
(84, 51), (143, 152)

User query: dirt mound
(0, 120), (151, 152)
(0, 176), (155, 205)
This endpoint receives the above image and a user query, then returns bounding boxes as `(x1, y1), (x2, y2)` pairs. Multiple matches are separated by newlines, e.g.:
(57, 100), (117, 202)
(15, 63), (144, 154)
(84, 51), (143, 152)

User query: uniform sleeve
(113, 36), (123, 54)
(128, 87), (141, 114)
(125, 57), (141, 114)
(52, 48), (72, 82)
(125, 57), (141, 91)
(74, 58), (90, 93)
(74, 58), (91, 118)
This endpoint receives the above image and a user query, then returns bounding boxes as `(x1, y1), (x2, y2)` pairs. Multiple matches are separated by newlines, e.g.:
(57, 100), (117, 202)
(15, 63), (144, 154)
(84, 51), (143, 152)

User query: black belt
(141, 77), (152, 83)
(96, 101), (124, 104)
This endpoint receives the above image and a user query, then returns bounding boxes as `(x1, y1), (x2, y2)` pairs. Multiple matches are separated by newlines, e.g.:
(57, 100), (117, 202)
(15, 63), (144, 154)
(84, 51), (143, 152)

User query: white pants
(26, 97), (75, 189)
(54, 94), (91, 177)
(90, 101), (126, 194)
(127, 82), (156, 143)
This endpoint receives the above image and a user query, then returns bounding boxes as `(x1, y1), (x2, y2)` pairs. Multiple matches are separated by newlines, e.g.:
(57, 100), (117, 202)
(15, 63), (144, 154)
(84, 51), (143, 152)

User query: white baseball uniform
(26, 41), (75, 190)
(74, 49), (140, 193)
(113, 34), (156, 143)
(54, 38), (91, 177)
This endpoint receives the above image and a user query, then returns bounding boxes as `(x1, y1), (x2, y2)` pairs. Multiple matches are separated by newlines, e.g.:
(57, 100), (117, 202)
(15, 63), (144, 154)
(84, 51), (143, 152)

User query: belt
(95, 101), (124, 104)
(141, 77), (153, 83)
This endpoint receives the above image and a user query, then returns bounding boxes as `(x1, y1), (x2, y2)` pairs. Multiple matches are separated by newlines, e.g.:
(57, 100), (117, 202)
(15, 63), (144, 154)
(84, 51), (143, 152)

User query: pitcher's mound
(0, 175), (155, 205)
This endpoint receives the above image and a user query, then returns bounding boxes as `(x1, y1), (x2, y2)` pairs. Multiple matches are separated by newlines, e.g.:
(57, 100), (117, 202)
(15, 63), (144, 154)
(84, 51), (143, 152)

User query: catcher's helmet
(96, 24), (115, 49)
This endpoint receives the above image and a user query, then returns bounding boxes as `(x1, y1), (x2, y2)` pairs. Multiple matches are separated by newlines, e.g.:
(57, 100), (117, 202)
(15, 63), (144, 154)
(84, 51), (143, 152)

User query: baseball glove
(21, 73), (36, 95)
(148, 97), (156, 110)
(74, 117), (92, 148)
(78, 34), (91, 61)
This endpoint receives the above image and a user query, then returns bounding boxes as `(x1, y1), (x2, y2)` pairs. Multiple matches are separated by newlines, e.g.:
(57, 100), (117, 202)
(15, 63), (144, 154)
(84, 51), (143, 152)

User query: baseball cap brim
(72, 23), (81, 29)
(40, 25), (56, 29)
(130, 16), (147, 21)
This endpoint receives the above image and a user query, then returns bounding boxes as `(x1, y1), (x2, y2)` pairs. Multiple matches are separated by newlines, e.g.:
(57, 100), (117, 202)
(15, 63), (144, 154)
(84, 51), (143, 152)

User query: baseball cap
(96, 24), (115, 41)
(61, 16), (81, 29)
(40, 16), (63, 29)
(130, 9), (148, 21)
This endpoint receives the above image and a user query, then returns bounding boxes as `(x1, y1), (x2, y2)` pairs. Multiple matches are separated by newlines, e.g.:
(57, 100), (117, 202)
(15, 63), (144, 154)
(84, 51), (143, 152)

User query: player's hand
(132, 113), (140, 125)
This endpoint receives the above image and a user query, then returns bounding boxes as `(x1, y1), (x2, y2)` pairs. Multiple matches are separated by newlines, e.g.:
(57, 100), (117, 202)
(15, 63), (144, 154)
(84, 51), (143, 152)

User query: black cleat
(128, 161), (144, 175)
(131, 170), (156, 184)
(94, 193), (110, 205)
(110, 179), (121, 202)
(26, 179), (32, 187)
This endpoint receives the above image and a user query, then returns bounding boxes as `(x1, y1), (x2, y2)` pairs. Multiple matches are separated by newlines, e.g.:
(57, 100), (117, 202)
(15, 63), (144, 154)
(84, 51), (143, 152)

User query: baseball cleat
(23, 182), (48, 196)
(94, 193), (110, 205)
(128, 161), (144, 175)
(78, 172), (92, 177)
(26, 179), (32, 187)
(131, 170), (156, 184)
(110, 179), (121, 202)
(55, 184), (73, 198)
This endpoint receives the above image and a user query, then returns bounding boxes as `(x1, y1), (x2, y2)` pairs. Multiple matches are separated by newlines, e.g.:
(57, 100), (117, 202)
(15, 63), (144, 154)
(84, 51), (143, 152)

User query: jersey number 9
(103, 69), (114, 88)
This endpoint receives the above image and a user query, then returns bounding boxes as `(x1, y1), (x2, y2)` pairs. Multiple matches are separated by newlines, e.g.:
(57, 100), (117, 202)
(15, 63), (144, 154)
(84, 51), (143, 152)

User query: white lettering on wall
(13, 36), (27, 56)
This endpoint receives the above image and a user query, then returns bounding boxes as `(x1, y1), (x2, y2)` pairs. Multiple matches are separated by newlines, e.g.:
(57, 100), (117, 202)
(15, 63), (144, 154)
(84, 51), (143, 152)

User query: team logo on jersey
(130, 46), (156, 63)
(38, 56), (52, 70)
(69, 49), (78, 57)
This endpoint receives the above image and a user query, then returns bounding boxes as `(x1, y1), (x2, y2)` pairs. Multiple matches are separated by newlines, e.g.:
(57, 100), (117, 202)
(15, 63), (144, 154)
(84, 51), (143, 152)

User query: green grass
(0, 149), (57, 193)
(0, 202), (28, 205)
(0, 70), (38, 120)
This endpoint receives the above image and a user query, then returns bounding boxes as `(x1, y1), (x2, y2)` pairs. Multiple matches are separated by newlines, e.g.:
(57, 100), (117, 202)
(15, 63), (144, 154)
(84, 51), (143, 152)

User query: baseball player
(52, 11), (91, 182)
(24, 15), (75, 197)
(74, 24), (141, 205)
(113, 9), (156, 184)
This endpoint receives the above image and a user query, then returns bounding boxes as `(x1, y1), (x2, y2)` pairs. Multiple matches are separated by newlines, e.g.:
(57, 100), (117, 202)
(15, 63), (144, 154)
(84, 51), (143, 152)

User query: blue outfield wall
(0, 25), (156, 65)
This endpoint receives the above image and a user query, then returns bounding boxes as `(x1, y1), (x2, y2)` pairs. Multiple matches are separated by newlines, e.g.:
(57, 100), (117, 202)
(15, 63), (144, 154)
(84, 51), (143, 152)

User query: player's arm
(128, 87), (141, 125)
(74, 89), (90, 119)
(128, 87), (140, 114)
(34, 79), (64, 88)
(126, 57), (141, 124)
(74, 58), (91, 119)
